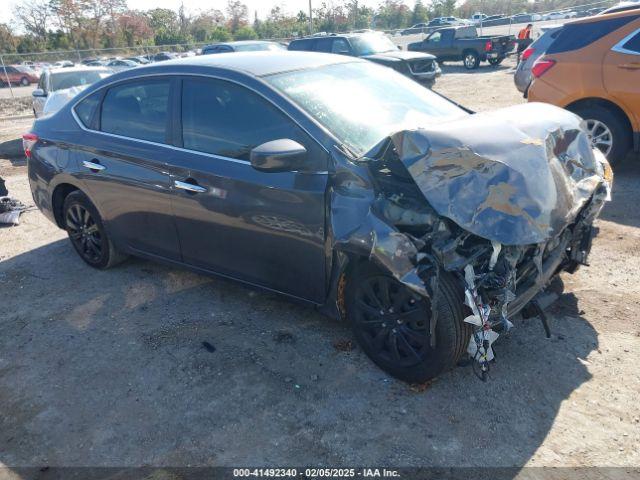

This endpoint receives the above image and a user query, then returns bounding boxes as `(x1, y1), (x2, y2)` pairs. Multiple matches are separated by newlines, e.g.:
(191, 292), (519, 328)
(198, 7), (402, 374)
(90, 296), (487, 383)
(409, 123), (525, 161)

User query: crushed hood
(377, 103), (608, 245)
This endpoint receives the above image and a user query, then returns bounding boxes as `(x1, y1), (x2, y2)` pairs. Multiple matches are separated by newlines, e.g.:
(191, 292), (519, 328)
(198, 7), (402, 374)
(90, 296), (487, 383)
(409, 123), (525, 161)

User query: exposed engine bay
(329, 103), (612, 380)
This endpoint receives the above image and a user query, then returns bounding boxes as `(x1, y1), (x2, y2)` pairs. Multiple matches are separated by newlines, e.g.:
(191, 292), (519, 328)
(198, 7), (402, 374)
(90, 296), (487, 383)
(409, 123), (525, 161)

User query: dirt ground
(1, 57), (639, 471)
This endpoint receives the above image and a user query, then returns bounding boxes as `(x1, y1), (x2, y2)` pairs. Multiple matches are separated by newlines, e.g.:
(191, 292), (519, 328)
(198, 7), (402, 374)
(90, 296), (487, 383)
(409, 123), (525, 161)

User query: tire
(571, 104), (632, 166)
(463, 50), (480, 70)
(20, 77), (30, 86)
(488, 57), (504, 66)
(62, 190), (127, 269)
(345, 262), (471, 383)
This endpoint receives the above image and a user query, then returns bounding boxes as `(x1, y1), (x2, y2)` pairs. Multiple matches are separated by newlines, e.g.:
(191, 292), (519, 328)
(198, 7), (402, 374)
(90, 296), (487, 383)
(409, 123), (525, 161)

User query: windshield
(350, 34), (398, 55)
(50, 70), (111, 91)
(235, 42), (285, 52)
(266, 62), (467, 155)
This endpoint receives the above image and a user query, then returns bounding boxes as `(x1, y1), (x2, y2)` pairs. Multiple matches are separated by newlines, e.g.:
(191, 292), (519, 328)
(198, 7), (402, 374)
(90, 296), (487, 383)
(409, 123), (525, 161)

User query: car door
(167, 76), (329, 302)
(604, 27), (640, 129)
(74, 78), (182, 261)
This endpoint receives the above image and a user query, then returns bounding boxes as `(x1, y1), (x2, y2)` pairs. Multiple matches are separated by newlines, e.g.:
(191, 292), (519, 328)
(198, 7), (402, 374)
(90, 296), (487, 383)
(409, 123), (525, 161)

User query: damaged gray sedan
(26, 52), (612, 383)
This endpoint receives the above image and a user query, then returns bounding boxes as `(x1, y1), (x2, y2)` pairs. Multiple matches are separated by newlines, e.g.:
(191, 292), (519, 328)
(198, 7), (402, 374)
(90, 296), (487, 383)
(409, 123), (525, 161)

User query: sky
(1, 0), (386, 25)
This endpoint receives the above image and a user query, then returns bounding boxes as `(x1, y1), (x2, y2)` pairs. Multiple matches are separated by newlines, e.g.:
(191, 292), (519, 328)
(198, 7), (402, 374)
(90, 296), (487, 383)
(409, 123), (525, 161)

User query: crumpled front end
(329, 102), (611, 379)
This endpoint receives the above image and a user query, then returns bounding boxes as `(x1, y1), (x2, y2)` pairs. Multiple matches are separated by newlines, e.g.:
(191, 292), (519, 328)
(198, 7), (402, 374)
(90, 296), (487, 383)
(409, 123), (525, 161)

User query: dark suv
(25, 52), (609, 383)
(288, 33), (441, 87)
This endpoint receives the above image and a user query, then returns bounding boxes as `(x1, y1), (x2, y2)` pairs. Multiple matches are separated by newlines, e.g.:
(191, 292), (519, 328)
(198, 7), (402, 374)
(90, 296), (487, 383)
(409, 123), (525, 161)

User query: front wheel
(20, 77), (30, 86)
(463, 51), (480, 69)
(63, 191), (127, 269)
(345, 262), (471, 383)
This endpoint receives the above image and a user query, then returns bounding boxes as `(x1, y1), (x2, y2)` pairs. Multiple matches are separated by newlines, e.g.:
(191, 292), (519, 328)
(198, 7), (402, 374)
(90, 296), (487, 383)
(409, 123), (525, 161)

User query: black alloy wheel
(63, 190), (127, 269)
(66, 203), (103, 264)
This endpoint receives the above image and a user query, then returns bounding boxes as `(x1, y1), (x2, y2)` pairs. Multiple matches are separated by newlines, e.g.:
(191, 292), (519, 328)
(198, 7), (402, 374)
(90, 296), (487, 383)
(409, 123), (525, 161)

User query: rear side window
(315, 38), (333, 52)
(181, 77), (315, 162)
(547, 15), (640, 54)
(100, 79), (170, 143)
(288, 39), (314, 51)
(75, 91), (101, 128)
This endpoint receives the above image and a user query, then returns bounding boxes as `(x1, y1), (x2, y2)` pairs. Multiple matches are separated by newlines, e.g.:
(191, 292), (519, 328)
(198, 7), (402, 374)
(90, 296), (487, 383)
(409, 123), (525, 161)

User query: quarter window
(100, 79), (170, 143)
(181, 78), (315, 162)
(75, 91), (102, 128)
(622, 31), (640, 53)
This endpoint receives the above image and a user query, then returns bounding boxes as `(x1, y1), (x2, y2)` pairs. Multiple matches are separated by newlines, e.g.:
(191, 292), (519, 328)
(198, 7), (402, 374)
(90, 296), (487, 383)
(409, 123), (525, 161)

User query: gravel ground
(0, 58), (639, 471)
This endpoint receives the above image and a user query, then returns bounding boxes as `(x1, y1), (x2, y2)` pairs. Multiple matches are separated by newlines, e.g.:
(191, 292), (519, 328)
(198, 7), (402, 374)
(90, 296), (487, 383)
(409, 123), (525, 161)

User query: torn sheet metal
(385, 103), (608, 246)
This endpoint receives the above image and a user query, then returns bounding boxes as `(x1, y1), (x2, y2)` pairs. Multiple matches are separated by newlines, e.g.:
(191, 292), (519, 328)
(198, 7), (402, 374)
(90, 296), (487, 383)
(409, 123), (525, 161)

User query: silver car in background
(514, 25), (563, 94)
(32, 66), (112, 118)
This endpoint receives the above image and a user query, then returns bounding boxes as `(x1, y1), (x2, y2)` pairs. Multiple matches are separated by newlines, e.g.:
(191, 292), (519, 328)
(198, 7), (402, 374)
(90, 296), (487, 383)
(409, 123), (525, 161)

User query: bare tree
(13, 0), (50, 46)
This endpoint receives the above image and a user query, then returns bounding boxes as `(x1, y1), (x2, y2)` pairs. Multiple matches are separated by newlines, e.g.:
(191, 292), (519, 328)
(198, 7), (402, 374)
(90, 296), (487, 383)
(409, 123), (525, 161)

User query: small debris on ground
(201, 341), (216, 353)
(409, 380), (435, 393)
(332, 339), (354, 352)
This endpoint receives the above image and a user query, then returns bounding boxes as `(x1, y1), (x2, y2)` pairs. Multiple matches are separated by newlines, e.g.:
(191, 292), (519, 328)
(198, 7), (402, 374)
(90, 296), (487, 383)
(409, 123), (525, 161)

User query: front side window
(100, 79), (170, 143)
(428, 32), (442, 43)
(266, 61), (466, 155)
(181, 77), (314, 162)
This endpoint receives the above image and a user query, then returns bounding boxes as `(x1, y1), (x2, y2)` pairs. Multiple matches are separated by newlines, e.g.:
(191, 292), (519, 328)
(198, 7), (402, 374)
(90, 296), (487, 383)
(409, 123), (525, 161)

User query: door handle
(619, 63), (640, 70)
(174, 180), (207, 193)
(82, 160), (105, 171)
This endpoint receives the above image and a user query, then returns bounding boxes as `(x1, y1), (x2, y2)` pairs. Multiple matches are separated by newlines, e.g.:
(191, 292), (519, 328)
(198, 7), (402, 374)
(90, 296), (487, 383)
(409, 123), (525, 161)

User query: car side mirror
(250, 139), (307, 173)
(32, 89), (47, 97)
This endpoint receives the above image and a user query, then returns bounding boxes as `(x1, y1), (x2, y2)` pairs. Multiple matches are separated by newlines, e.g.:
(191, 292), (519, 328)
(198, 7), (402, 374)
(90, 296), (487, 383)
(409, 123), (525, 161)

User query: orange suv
(528, 9), (640, 164)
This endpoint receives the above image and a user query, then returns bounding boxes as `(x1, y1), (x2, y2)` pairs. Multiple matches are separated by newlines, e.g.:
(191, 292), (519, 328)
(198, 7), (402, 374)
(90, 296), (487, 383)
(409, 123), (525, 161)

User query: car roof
(128, 51), (359, 77)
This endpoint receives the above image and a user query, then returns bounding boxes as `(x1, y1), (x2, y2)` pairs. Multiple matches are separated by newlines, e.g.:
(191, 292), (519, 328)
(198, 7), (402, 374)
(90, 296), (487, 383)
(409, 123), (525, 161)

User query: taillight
(521, 47), (535, 61)
(484, 40), (492, 52)
(22, 133), (38, 159)
(531, 58), (556, 78)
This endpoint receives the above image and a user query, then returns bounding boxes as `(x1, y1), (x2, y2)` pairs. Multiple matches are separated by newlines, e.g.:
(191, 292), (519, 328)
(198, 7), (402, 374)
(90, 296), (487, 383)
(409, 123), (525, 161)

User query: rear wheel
(345, 262), (471, 383)
(571, 104), (632, 166)
(63, 191), (127, 269)
(20, 77), (30, 86)
(463, 51), (480, 69)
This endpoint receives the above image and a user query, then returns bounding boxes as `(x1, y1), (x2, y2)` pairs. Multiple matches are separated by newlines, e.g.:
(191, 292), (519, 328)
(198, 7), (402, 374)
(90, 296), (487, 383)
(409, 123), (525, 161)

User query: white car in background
(32, 66), (113, 118)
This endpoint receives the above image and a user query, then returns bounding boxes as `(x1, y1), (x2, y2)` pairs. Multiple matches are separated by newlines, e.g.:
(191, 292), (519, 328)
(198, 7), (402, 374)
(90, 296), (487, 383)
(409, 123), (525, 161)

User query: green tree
(412, 0), (429, 24)
(208, 26), (231, 42)
(233, 25), (257, 40)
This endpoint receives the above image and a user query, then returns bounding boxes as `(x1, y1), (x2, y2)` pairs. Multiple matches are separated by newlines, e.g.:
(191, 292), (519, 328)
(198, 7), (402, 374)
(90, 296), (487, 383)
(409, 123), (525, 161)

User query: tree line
(0, 0), (607, 55)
